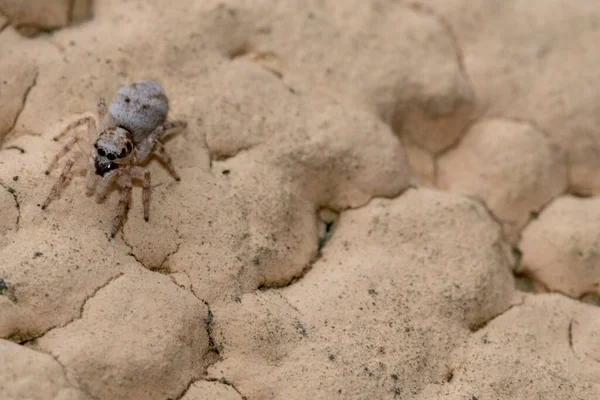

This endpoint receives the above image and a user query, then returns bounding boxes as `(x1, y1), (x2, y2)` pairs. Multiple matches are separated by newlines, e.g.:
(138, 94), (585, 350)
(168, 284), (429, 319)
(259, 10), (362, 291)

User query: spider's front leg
(51, 115), (97, 142)
(46, 116), (97, 175)
(41, 153), (81, 210)
(130, 166), (152, 221)
(84, 158), (98, 197)
(45, 136), (82, 175)
(110, 173), (133, 238)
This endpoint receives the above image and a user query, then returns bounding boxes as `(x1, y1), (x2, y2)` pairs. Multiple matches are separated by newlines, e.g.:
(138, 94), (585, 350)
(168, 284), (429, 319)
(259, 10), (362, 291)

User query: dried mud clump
(208, 189), (517, 399)
(0, 60), (37, 144)
(0, 0), (92, 36)
(416, 0), (600, 195)
(0, 339), (91, 400)
(1, 0), (600, 399)
(180, 381), (243, 400)
(35, 269), (211, 400)
(519, 196), (600, 297)
(415, 294), (600, 399)
(437, 118), (567, 242)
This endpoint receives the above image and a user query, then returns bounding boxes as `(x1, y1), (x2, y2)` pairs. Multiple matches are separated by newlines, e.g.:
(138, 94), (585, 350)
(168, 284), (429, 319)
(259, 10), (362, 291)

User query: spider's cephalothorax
(42, 80), (187, 238)
(93, 127), (134, 176)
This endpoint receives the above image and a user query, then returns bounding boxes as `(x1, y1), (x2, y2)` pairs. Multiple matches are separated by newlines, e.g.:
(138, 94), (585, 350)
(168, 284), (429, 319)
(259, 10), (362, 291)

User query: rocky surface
(1, 0), (600, 399)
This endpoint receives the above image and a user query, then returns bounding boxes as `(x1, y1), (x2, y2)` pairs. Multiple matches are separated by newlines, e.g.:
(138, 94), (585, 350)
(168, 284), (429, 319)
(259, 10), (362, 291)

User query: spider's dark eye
(118, 148), (127, 158)
(107, 153), (116, 161)
(97, 148), (106, 157)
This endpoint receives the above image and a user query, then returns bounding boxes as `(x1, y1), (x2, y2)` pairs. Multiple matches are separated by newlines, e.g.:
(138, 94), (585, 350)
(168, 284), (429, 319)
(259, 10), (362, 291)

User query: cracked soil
(2, 0), (600, 399)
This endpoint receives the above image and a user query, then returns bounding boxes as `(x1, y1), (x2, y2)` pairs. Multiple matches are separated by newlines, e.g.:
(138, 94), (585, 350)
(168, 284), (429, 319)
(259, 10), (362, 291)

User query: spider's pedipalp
(94, 168), (121, 203)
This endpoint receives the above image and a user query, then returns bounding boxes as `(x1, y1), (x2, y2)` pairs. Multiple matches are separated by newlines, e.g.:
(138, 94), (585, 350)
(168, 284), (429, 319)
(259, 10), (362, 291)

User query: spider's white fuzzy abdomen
(108, 80), (169, 143)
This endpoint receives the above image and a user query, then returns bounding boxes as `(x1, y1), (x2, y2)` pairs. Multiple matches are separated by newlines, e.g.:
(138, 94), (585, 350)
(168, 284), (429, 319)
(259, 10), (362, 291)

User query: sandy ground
(1, 0), (600, 399)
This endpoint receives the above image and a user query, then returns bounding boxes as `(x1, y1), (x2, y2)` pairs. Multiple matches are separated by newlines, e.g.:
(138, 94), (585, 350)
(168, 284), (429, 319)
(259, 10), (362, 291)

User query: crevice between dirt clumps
(406, 2), (471, 89)
(512, 270), (542, 294)
(3, 145), (25, 153)
(0, 18), (8, 34)
(8, 273), (126, 346)
(66, 0), (79, 25)
(512, 193), (569, 280)
(228, 40), (291, 87)
(0, 180), (21, 231)
(208, 144), (257, 167)
(467, 194), (513, 231)
(48, 273), (125, 339)
(44, 346), (100, 400)
(432, 115), (480, 165)
(12, 68), (38, 132)
(166, 272), (243, 399)
(317, 207), (337, 256)
(567, 317), (600, 365)
(75, 272), (125, 321)
(159, 241), (181, 273)
(394, 1), (478, 159)
(171, 377), (247, 400)
(169, 378), (196, 400)
(209, 377), (247, 400)
(258, 187), (416, 290)
(3, 0), (93, 37)
(432, 114), (562, 188)
(258, 206), (339, 290)
(462, 188), (568, 282)
(8, 274), (124, 400)
(432, 115), (572, 279)
(120, 235), (147, 268)
(170, 272), (221, 364)
(568, 319), (574, 350)
(469, 295), (525, 333)
(1, 68), (38, 145)
(449, 194), (522, 272)
(120, 234), (182, 274)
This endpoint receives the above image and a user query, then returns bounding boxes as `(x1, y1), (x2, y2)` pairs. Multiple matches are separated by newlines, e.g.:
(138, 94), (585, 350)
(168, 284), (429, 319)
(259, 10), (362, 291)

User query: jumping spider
(42, 80), (186, 238)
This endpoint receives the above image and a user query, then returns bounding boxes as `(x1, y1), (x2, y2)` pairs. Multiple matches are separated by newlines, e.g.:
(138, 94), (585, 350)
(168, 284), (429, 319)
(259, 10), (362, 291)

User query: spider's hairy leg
(152, 141), (180, 181)
(135, 120), (187, 163)
(84, 158), (98, 196)
(45, 136), (82, 175)
(110, 176), (133, 238)
(52, 116), (96, 142)
(94, 169), (120, 202)
(131, 166), (151, 221)
(97, 97), (107, 119)
(41, 153), (81, 210)
(84, 115), (99, 147)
